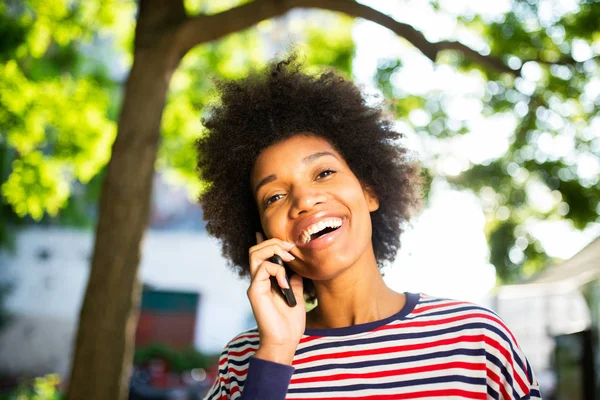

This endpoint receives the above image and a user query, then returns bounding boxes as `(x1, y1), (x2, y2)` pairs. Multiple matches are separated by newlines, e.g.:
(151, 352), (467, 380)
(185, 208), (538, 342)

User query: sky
(350, 0), (600, 303)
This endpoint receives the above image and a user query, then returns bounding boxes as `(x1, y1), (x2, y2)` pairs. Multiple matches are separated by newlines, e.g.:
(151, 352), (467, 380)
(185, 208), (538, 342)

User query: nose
(288, 185), (327, 217)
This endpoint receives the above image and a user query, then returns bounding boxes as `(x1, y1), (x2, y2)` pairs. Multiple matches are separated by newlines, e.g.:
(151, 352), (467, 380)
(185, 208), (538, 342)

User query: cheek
(261, 210), (288, 239)
(338, 183), (371, 213)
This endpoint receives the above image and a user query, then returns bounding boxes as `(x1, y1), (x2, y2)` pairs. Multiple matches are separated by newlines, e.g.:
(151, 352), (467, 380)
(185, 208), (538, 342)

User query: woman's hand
(247, 232), (306, 365)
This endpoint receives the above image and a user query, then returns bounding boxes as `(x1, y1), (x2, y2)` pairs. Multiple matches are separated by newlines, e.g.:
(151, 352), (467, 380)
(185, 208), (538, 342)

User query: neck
(306, 252), (405, 330)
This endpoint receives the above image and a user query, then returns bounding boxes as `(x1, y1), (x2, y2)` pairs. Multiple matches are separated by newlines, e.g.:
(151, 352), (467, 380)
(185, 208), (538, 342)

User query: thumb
(290, 274), (305, 305)
(255, 231), (264, 244)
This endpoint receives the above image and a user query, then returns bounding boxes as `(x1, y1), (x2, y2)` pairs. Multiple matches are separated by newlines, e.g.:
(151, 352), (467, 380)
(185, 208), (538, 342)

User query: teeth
(300, 217), (343, 244)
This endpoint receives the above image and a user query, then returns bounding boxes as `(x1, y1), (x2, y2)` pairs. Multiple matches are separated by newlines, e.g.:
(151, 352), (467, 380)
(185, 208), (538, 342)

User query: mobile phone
(269, 255), (297, 307)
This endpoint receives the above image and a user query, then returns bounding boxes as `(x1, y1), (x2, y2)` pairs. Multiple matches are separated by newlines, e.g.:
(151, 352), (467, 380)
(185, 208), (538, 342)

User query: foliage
(0, 0), (598, 282)
(373, 0), (600, 282)
(4, 374), (62, 400)
(0, 0), (134, 247)
(134, 344), (219, 372)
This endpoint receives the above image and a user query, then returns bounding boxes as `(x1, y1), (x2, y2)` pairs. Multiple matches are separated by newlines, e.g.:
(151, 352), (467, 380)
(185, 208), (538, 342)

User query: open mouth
(299, 217), (344, 245)
(309, 225), (341, 242)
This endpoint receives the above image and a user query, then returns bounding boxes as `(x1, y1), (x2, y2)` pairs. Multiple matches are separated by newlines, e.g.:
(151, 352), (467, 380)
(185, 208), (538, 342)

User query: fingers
(255, 260), (290, 289)
(248, 232), (299, 300)
(249, 247), (295, 278)
(289, 274), (304, 302)
(249, 234), (295, 278)
(247, 259), (290, 302)
(253, 233), (295, 253)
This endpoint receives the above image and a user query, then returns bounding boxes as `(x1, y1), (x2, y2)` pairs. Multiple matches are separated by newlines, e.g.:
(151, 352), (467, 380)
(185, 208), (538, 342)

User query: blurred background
(0, 0), (599, 399)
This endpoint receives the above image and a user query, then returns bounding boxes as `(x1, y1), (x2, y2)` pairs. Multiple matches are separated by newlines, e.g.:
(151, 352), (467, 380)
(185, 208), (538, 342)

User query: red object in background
(136, 312), (197, 348)
(148, 359), (170, 388)
(135, 289), (200, 349)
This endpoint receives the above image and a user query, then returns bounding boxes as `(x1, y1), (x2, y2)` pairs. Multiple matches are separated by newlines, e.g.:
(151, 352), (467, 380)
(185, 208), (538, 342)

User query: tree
(0, 0), (597, 399)
(372, 0), (599, 282)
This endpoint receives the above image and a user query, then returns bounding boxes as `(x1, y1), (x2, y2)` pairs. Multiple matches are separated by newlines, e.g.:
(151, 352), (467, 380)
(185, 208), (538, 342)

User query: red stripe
(487, 367), (511, 400)
(228, 345), (258, 358)
(228, 367), (248, 377)
(291, 361), (486, 384)
(293, 334), (484, 365)
(288, 388), (486, 400)
(300, 335), (323, 343)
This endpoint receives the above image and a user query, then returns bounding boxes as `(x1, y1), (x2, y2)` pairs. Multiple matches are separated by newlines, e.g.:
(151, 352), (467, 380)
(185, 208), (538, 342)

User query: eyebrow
(254, 151), (338, 195)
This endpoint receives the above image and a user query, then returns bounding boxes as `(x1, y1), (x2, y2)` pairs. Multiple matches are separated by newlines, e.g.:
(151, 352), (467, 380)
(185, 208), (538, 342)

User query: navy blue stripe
(228, 339), (260, 349)
(224, 357), (255, 367)
(487, 383), (500, 399)
(287, 375), (486, 394)
(227, 375), (246, 388)
(294, 347), (485, 375)
(418, 297), (446, 304)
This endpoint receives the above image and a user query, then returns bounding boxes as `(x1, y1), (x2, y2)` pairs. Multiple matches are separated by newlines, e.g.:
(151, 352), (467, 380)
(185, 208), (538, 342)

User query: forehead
(251, 134), (344, 184)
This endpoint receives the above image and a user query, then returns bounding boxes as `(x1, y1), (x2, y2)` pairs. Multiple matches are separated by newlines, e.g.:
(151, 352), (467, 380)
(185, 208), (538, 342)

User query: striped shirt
(204, 292), (542, 399)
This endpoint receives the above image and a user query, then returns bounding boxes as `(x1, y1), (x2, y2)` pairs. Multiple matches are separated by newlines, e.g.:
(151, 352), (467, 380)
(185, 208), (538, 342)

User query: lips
(296, 217), (347, 250)
(293, 211), (347, 248)
(298, 217), (343, 244)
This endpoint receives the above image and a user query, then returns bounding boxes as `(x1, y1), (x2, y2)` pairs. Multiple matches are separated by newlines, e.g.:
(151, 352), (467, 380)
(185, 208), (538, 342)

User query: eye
(317, 169), (336, 179)
(265, 193), (284, 206)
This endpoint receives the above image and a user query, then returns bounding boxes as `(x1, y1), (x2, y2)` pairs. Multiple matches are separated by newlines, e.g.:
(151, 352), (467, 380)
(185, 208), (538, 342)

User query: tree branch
(176, 0), (519, 76)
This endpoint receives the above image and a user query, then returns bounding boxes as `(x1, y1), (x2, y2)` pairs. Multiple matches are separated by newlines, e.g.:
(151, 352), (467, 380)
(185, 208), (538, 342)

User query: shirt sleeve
(239, 357), (295, 400)
(482, 310), (543, 399)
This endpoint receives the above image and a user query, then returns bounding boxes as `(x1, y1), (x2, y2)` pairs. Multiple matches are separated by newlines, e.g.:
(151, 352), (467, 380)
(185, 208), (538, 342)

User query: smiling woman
(195, 56), (542, 399)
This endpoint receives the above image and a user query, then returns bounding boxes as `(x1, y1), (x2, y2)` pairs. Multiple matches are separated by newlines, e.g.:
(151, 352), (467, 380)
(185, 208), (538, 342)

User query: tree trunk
(66, 1), (185, 399)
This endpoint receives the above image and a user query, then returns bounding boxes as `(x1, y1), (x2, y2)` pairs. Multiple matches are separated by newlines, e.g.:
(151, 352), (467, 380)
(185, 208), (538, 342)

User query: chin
(303, 263), (352, 282)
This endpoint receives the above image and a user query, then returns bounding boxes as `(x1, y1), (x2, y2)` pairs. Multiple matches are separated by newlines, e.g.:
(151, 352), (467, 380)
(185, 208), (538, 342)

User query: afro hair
(196, 55), (423, 298)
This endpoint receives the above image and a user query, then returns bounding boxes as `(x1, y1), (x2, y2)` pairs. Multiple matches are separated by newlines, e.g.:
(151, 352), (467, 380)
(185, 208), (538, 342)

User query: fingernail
(281, 280), (290, 289)
(284, 252), (295, 261)
(282, 241), (295, 249)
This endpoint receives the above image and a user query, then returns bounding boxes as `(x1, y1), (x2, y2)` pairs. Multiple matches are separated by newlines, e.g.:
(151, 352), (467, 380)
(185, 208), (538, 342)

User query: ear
(361, 183), (379, 212)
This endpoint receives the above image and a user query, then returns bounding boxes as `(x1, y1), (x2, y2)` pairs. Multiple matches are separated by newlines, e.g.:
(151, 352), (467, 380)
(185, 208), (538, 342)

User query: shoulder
(412, 293), (513, 331)
(413, 294), (541, 398)
(410, 294), (525, 360)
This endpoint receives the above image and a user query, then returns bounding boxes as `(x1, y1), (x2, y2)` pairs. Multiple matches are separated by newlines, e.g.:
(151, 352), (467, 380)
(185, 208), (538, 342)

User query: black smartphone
(269, 254), (297, 307)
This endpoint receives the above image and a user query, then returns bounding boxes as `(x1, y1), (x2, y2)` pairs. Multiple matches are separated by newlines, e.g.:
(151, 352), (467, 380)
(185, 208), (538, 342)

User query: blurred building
(0, 173), (254, 378)
(494, 236), (600, 398)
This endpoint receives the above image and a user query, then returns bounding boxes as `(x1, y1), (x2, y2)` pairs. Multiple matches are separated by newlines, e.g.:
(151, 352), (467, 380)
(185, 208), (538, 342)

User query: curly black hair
(196, 55), (423, 299)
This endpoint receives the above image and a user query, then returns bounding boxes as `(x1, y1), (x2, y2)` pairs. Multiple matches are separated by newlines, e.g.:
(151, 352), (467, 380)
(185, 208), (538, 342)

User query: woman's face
(251, 134), (379, 281)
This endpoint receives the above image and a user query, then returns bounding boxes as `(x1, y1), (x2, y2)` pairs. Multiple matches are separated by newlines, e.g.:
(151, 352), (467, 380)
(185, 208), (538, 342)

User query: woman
(196, 56), (541, 399)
